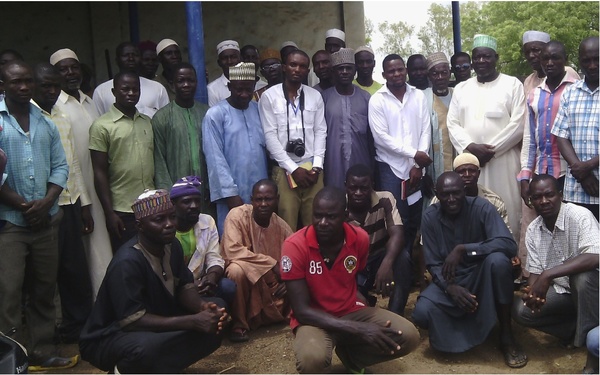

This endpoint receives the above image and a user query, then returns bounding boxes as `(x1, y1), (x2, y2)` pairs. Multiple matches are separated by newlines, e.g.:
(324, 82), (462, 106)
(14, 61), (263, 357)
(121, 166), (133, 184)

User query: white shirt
(526, 202), (599, 294)
(368, 83), (431, 179)
(93, 76), (169, 118)
(259, 83), (327, 173)
(207, 74), (230, 107)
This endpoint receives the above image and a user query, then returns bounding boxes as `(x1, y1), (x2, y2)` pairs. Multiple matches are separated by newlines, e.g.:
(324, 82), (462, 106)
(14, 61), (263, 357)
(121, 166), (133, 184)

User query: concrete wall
(0, 2), (364, 85)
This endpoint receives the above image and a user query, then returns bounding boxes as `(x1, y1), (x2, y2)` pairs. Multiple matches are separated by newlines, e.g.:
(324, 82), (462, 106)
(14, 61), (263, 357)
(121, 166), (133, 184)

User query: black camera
(286, 138), (305, 157)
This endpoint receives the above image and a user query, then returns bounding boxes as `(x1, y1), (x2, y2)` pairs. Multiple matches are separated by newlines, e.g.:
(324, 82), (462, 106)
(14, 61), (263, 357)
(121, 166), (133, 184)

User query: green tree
(377, 20), (415, 58)
(461, 1), (599, 76)
(365, 18), (374, 46)
(417, 3), (454, 59)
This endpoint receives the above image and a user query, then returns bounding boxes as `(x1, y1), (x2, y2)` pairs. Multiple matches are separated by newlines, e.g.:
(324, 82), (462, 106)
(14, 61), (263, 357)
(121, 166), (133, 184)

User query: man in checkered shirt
(512, 174), (599, 373)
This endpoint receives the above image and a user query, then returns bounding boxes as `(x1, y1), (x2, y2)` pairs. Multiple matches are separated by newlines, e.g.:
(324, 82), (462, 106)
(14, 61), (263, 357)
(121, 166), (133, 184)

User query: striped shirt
(348, 191), (403, 258)
(551, 80), (599, 204)
(518, 69), (579, 181)
(526, 202), (599, 294)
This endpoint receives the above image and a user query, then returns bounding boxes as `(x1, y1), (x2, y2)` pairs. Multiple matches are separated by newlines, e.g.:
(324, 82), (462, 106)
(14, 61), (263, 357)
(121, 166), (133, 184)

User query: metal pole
(128, 2), (140, 45)
(185, 1), (208, 104)
(452, 1), (461, 54)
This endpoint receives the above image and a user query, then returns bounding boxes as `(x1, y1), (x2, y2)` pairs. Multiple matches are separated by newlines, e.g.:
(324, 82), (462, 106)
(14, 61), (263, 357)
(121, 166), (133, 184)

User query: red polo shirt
(281, 223), (370, 330)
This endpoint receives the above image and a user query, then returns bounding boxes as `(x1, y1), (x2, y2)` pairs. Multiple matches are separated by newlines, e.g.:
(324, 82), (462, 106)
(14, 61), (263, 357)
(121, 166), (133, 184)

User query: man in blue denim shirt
(0, 61), (74, 370)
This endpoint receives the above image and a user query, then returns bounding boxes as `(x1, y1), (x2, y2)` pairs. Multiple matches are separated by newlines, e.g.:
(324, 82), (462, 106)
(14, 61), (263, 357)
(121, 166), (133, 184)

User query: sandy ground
(53, 288), (591, 374)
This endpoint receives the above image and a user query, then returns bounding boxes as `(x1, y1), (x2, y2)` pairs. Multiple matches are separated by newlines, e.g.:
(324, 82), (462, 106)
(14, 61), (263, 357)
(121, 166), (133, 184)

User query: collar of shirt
(108, 104), (143, 122)
(219, 74), (229, 87)
(538, 202), (567, 234)
(538, 69), (580, 92)
(573, 79), (599, 94)
(305, 222), (358, 252)
(379, 82), (416, 101)
(0, 100), (44, 125)
(58, 89), (92, 106)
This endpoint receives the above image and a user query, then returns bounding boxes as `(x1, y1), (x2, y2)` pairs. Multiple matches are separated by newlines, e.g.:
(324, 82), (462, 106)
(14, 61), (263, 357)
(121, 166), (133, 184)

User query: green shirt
(152, 101), (212, 213)
(176, 228), (197, 264)
(352, 79), (383, 96)
(89, 105), (155, 212)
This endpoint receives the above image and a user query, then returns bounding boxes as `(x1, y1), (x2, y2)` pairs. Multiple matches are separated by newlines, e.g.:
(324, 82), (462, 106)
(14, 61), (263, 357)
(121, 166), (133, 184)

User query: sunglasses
(454, 63), (471, 71)
(261, 63), (281, 72)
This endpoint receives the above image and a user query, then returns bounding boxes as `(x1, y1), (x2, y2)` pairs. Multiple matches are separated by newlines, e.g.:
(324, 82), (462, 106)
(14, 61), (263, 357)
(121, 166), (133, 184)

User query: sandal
(500, 343), (528, 368)
(29, 354), (79, 372)
(229, 328), (249, 343)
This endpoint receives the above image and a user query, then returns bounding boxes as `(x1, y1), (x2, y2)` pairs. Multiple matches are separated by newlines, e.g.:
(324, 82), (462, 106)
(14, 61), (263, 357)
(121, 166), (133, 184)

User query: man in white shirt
(512, 174), (598, 373)
(259, 49), (327, 231)
(368, 53), (432, 315)
(93, 42), (169, 118)
(50, 48), (112, 296)
(207, 40), (241, 107)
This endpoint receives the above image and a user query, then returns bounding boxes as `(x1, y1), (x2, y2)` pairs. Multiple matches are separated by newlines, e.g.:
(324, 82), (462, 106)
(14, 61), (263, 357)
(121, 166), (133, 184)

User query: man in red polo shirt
(281, 187), (419, 373)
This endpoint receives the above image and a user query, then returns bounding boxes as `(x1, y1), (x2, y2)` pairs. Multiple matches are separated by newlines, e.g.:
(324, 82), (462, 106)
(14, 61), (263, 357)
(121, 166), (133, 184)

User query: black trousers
(81, 329), (222, 373)
(57, 201), (93, 339)
(110, 212), (137, 253)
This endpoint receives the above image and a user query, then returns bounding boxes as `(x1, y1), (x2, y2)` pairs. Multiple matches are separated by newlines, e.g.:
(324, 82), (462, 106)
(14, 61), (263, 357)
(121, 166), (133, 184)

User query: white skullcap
(453, 153), (480, 169)
(326, 28), (346, 42)
(216, 40), (240, 55)
(522, 30), (551, 44)
(355, 46), (374, 56)
(281, 41), (298, 49)
(156, 39), (179, 55)
(50, 48), (79, 65)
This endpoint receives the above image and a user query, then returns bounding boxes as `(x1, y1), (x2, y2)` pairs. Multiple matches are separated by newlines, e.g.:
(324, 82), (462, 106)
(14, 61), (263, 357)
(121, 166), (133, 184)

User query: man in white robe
(447, 34), (526, 244)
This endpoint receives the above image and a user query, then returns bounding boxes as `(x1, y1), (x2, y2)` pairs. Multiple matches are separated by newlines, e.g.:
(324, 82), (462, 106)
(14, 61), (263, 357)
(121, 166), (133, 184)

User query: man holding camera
(203, 62), (268, 234)
(259, 49), (327, 231)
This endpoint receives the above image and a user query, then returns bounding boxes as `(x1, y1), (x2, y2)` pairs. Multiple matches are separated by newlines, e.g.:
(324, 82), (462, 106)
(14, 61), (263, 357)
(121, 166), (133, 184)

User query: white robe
(55, 90), (113, 297)
(446, 74), (526, 243)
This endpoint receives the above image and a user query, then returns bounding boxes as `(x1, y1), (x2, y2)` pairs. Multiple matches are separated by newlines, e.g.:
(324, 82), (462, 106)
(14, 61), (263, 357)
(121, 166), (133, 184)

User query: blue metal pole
(452, 1), (461, 54)
(185, 2), (208, 104)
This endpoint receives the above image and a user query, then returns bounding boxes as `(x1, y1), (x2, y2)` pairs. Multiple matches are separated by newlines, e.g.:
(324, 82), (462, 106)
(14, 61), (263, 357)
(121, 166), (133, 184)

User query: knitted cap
(217, 40), (240, 55)
(473, 34), (497, 52)
(260, 48), (281, 64)
(331, 48), (355, 67)
(132, 189), (173, 220)
(426, 52), (449, 71)
(170, 176), (202, 200)
(453, 153), (480, 170)
(355, 46), (374, 57)
(229, 62), (256, 81)
(50, 49), (79, 65)
(156, 39), (179, 55)
(522, 30), (550, 44)
(326, 28), (346, 42)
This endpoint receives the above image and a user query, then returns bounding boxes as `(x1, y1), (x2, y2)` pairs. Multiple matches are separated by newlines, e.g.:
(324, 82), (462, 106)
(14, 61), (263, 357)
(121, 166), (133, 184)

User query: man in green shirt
(152, 63), (212, 214)
(90, 71), (155, 252)
(353, 46), (382, 95)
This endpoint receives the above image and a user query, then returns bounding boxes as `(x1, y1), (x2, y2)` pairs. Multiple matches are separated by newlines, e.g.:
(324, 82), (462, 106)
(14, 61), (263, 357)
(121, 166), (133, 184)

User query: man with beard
(208, 40), (241, 107)
(413, 172), (527, 368)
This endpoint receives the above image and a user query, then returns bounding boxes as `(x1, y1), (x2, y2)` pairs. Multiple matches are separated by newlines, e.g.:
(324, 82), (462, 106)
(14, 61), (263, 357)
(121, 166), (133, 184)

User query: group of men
(0, 24), (597, 373)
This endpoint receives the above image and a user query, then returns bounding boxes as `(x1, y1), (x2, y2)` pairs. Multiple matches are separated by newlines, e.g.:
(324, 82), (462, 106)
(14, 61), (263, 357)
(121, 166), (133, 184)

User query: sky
(363, 1), (452, 75)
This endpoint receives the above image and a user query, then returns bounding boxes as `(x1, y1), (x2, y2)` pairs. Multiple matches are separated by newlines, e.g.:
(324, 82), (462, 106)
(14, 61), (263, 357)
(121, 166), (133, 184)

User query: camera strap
(282, 82), (305, 144)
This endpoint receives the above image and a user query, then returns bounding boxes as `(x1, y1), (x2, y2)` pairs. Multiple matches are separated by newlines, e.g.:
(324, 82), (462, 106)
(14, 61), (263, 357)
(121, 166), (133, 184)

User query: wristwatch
(312, 167), (323, 174)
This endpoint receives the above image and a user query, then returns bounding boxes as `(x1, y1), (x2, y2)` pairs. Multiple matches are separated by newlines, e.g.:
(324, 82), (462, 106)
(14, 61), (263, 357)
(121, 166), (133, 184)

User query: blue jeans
(376, 161), (422, 315)
(214, 277), (236, 309)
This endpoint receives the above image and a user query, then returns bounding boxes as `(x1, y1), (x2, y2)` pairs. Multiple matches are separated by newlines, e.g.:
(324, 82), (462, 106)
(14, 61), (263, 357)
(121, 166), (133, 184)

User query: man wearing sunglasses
(449, 52), (472, 87)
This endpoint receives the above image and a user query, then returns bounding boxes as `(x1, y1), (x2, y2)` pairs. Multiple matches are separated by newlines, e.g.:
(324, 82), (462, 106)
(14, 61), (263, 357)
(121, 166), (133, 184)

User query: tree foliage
(460, 1), (599, 76)
(365, 18), (374, 46)
(377, 20), (415, 58)
(417, 3), (454, 59)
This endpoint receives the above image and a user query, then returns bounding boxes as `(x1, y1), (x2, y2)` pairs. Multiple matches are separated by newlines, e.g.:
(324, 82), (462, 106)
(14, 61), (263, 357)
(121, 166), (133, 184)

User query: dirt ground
(54, 288), (590, 374)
